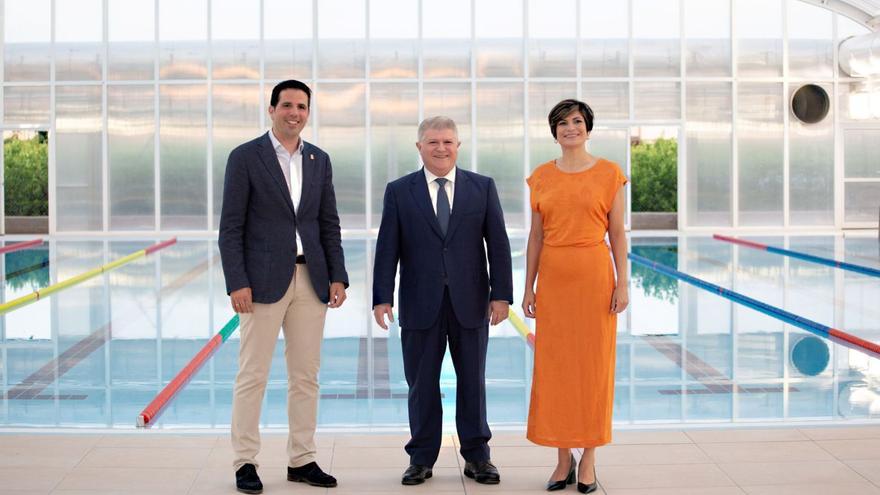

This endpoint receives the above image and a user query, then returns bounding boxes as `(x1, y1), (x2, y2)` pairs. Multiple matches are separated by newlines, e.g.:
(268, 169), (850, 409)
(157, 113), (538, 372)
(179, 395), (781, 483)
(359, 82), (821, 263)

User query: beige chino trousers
(231, 265), (328, 471)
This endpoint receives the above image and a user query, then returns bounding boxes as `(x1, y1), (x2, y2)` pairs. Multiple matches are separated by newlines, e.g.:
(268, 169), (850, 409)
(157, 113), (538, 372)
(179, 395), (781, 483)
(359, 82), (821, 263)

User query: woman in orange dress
(522, 99), (628, 493)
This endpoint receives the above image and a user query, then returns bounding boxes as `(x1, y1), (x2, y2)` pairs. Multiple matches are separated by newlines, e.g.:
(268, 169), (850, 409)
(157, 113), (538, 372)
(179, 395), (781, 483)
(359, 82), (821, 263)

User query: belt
(295, 255), (306, 264)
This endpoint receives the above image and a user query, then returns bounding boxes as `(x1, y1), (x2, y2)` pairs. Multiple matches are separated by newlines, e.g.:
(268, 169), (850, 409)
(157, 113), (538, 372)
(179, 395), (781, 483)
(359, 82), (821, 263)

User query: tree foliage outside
(631, 245), (679, 302)
(631, 137), (677, 212)
(4, 133), (49, 216)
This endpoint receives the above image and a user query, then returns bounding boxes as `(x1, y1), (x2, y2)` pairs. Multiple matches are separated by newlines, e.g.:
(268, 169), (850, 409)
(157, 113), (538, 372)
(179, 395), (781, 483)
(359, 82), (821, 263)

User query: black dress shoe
(546, 454), (576, 491)
(577, 465), (598, 494)
(235, 464), (263, 494)
(463, 460), (500, 484)
(401, 464), (432, 485)
(287, 461), (338, 488)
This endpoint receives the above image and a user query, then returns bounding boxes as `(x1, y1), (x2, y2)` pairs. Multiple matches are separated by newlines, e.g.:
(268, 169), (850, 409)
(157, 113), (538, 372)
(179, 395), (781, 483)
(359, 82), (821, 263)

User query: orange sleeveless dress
(525, 159), (627, 448)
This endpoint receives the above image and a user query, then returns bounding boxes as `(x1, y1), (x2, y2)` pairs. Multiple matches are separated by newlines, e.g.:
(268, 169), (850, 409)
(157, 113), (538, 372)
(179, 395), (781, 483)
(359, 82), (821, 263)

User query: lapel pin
(310, 153), (315, 160)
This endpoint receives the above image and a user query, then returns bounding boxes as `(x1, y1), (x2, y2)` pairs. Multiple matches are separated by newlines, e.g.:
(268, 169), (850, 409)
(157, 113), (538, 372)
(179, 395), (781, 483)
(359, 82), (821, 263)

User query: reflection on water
(0, 235), (878, 428)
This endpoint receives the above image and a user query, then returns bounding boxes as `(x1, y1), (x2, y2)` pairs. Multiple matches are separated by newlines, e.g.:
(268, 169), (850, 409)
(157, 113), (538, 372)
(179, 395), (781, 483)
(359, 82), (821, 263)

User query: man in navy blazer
(373, 116), (513, 486)
(219, 80), (348, 494)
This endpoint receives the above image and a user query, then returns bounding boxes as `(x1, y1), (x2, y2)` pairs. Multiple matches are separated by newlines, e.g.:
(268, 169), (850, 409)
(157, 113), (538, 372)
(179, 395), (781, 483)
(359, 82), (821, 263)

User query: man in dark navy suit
(219, 80), (348, 494)
(372, 116), (513, 486)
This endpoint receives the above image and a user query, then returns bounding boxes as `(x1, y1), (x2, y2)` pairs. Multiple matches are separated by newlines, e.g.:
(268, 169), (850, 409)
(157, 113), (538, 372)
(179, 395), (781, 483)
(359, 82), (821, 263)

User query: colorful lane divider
(137, 315), (240, 427)
(507, 310), (535, 349)
(713, 234), (880, 278)
(0, 238), (43, 255)
(629, 252), (880, 359)
(0, 237), (177, 315)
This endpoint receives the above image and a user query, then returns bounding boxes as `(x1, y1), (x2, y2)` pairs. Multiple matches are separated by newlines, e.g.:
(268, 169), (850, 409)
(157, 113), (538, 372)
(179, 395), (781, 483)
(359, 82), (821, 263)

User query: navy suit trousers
(401, 288), (492, 467)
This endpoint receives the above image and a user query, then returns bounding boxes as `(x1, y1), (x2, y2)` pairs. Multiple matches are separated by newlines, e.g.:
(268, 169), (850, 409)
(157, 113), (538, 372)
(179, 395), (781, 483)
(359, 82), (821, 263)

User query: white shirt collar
(268, 130), (304, 155)
(424, 166), (457, 185)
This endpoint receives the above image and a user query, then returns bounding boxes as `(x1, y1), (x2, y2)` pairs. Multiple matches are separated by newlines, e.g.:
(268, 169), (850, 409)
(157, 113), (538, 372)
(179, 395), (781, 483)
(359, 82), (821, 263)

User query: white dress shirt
(268, 130), (304, 256)
(424, 166), (456, 214)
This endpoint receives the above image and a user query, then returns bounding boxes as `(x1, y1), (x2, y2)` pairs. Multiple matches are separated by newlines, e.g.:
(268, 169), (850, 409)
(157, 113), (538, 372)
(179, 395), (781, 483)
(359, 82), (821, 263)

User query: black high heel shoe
(546, 454), (576, 491)
(576, 463), (598, 494)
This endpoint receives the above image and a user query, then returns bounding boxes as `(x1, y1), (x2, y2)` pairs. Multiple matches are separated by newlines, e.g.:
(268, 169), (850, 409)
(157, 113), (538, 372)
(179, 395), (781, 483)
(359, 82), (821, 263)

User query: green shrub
(4, 133), (48, 216)
(631, 138), (677, 212)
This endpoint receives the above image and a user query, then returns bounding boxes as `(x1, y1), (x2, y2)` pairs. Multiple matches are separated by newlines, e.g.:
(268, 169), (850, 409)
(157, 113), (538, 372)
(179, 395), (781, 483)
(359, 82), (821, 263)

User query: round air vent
(791, 84), (830, 124)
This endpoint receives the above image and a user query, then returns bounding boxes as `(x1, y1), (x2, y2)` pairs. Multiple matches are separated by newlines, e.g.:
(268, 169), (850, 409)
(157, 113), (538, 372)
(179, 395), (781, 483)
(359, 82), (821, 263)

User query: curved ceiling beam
(796, 0), (878, 29)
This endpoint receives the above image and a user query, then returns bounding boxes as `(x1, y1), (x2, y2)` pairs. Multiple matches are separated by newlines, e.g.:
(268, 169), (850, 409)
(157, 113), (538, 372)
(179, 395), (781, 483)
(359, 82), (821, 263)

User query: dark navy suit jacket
(372, 168), (513, 329)
(219, 132), (348, 304)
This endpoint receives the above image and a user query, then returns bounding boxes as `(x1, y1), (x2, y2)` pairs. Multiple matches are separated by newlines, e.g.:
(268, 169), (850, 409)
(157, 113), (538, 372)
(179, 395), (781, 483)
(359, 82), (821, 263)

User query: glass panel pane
(684, 0), (730, 77)
(477, 83), (524, 227)
(370, 83), (419, 228)
(159, 0), (207, 79)
(582, 82), (629, 121)
(633, 82), (680, 120)
(109, 85), (155, 230)
(108, 0), (155, 81)
(423, 0), (470, 78)
(3, 86), (50, 124)
(581, 0), (628, 77)
(528, 0), (575, 77)
(735, 0), (782, 77)
(317, 0), (365, 78)
(838, 81), (880, 121)
(56, 86), (103, 231)
(160, 84), (207, 230)
(845, 183), (880, 223)
(687, 82), (731, 226)
(590, 128), (629, 225)
(264, 0), (313, 80)
(528, 82), (576, 169)
(423, 82), (472, 169)
(738, 83), (783, 226)
(837, 15), (870, 78)
(318, 83), (366, 228)
(633, 0), (680, 76)
(844, 129), (880, 178)
(787, 0), (832, 78)
(55, 0), (102, 81)
(370, 0), (417, 78)
(212, 84), (261, 228)
(212, 0), (260, 80)
(4, 0), (51, 82)
(789, 83), (833, 225)
(475, 0), (523, 77)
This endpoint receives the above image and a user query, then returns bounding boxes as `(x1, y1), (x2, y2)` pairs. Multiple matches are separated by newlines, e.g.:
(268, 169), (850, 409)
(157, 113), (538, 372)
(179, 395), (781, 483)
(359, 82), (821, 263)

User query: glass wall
(1, 0), (877, 232)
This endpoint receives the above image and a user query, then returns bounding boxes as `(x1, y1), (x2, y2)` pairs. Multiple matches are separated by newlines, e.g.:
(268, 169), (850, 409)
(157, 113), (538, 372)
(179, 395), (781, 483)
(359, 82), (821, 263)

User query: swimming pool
(1, 234), (878, 429)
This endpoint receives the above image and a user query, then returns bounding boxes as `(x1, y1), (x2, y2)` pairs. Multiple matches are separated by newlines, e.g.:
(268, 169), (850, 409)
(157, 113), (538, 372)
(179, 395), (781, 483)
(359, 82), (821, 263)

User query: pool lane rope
(0, 238), (43, 255)
(508, 310), (535, 349)
(629, 252), (880, 359)
(0, 238), (177, 315)
(137, 315), (240, 427)
(713, 234), (880, 278)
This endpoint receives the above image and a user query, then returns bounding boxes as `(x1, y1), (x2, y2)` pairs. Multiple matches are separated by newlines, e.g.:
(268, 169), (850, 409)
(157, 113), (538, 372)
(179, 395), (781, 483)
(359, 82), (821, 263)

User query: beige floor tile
(78, 446), (212, 469)
(329, 467), (464, 492)
(0, 435), (102, 450)
(718, 460), (865, 486)
(604, 488), (746, 495)
(489, 432), (535, 447)
(190, 467), (329, 493)
(741, 482), (880, 495)
(598, 464), (736, 489)
(687, 428), (808, 444)
(818, 439), (880, 460)
(334, 433), (412, 447)
(598, 444), (711, 465)
(455, 466), (549, 493)
(206, 445), (332, 468)
(0, 468), (67, 492)
(332, 446), (459, 468)
(54, 467), (198, 493)
(699, 441), (835, 463)
(259, 432), (335, 449)
(846, 460), (880, 485)
(800, 426), (880, 441)
(96, 434), (220, 449)
(481, 446), (558, 467)
(612, 430), (693, 445)
(0, 446), (90, 469)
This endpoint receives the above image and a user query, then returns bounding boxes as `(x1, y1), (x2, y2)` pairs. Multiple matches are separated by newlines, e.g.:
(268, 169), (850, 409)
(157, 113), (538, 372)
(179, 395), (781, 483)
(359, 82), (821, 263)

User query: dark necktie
(435, 177), (450, 236)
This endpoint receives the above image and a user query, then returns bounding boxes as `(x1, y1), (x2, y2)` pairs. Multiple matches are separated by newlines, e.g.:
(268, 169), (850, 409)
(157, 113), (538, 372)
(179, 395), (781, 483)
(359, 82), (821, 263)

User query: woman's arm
(608, 187), (629, 313)
(522, 211), (544, 318)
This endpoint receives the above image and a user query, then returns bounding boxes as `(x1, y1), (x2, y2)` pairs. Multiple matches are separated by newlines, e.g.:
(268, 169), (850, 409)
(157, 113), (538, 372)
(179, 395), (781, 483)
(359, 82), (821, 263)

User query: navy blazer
(219, 132), (348, 304)
(372, 168), (513, 330)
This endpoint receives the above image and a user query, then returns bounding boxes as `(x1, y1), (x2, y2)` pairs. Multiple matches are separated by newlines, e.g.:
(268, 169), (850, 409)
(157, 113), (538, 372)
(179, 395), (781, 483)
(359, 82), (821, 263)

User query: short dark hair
(270, 80), (312, 108)
(548, 99), (594, 139)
